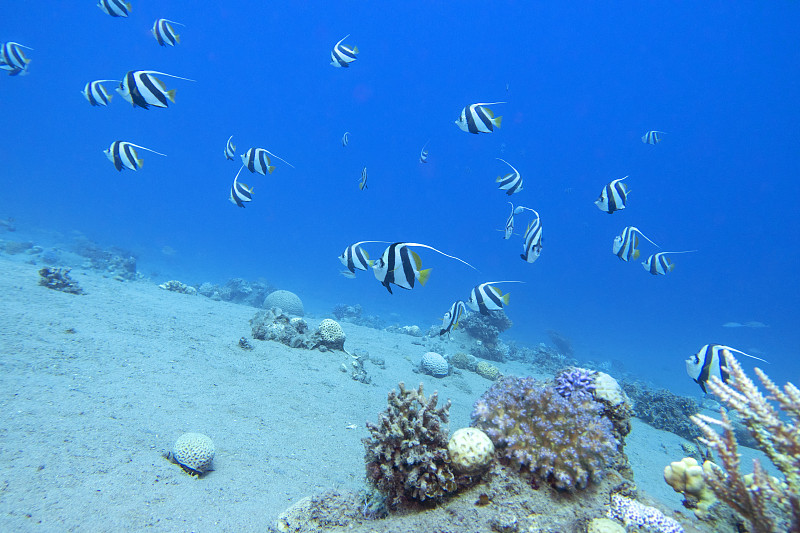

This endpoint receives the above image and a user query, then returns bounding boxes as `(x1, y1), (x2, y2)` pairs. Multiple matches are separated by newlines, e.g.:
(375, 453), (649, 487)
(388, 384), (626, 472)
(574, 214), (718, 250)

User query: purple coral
(607, 494), (685, 533)
(471, 376), (616, 491)
(555, 367), (596, 399)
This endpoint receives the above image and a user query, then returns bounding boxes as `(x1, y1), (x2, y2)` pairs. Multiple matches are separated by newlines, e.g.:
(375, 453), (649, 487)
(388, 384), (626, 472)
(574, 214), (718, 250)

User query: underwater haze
(2, 1), (799, 394)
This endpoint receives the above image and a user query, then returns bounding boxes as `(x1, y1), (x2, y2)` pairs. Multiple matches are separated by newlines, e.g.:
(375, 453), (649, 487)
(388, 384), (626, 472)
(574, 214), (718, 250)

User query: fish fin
(502, 292), (510, 305)
(667, 260), (675, 271)
(267, 165), (276, 174)
(411, 250), (423, 270)
(175, 34), (181, 44)
(632, 249), (640, 260)
(126, 2), (132, 10)
(353, 45), (360, 54)
(492, 115), (503, 128)
(166, 89), (176, 103)
(417, 268), (432, 286)
(136, 158), (144, 168)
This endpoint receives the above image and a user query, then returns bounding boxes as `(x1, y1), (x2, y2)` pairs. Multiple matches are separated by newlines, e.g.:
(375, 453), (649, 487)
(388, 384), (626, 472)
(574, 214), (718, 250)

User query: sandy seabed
(0, 255), (768, 532)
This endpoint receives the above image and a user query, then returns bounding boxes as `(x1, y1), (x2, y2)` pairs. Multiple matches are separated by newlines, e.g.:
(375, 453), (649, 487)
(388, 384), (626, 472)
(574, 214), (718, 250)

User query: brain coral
(476, 360), (501, 381)
(421, 352), (449, 377)
(472, 376), (617, 491)
(171, 433), (215, 475)
(264, 290), (304, 316)
(363, 382), (456, 508)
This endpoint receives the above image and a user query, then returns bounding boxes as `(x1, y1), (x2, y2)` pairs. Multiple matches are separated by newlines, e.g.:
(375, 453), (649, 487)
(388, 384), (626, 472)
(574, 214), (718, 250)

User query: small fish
(339, 241), (386, 273)
(340, 271), (356, 279)
(241, 148), (294, 175)
(97, 0), (131, 17)
(502, 204), (532, 239)
(372, 242), (476, 294)
(455, 102), (505, 134)
(686, 344), (768, 394)
(495, 158), (523, 195)
(117, 70), (195, 110)
(419, 141), (429, 163)
(641, 250), (696, 275)
(612, 226), (658, 262)
(224, 136), (236, 160)
(229, 166), (253, 208)
(595, 176), (630, 214)
(642, 130), (666, 145)
(82, 80), (118, 106)
(466, 281), (523, 315)
(342, 132), (350, 147)
(0, 42), (32, 76)
(722, 321), (769, 329)
(439, 300), (467, 336)
(330, 34), (358, 68)
(104, 141), (166, 171)
(359, 167), (368, 190)
(152, 19), (183, 47)
(520, 210), (543, 264)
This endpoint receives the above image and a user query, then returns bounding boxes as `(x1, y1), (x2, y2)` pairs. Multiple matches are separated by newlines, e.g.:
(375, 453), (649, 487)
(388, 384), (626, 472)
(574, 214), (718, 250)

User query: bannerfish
(117, 70), (195, 109)
(642, 130), (666, 145)
(1, 42), (32, 76)
(229, 166), (253, 208)
(359, 167), (368, 190)
(225, 136), (236, 160)
(520, 210), (543, 263)
(439, 300), (467, 336)
(104, 141), (166, 171)
(595, 176), (630, 214)
(613, 226), (658, 262)
(495, 158), (523, 195)
(330, 34), (358, 67)
(82, 80), (118, 106)
(455, 102), (505, 134)
(642, 250), (696, 275)
(152, 19), (183, 47)
(241, 148), (294, 175)
(372, 242), (476, 294)
(419, 141), (429, 163)
(339, 241), (385, 273)
(98, 0), (131, 17)
(467, 281), (523, 315)
(342, 132), (349, 147)
(503, 203), (530, 239)
(686, 344), (768, 393)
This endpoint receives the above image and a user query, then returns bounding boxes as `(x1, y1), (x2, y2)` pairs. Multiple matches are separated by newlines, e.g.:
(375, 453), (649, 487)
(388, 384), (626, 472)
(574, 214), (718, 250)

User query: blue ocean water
(2, 1), (798, 395)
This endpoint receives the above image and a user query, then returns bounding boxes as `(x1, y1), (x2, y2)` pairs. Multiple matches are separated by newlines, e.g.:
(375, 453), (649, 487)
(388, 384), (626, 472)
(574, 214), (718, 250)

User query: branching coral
(690, 353), (800, 533)
(555, 367), (596, 399)
(471, 376), (617, 491)
(363, 382), (456, 509)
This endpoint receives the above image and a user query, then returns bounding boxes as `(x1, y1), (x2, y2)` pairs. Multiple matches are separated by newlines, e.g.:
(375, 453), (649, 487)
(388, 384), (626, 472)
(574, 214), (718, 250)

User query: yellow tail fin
(417, 268), (432, 286)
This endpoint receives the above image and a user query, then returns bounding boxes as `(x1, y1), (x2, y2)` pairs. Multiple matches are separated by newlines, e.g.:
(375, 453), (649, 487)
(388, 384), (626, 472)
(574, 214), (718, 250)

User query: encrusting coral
(690, 352), (800, 533)
(363, 382), (456, 509)
(471, 376), (617, 491)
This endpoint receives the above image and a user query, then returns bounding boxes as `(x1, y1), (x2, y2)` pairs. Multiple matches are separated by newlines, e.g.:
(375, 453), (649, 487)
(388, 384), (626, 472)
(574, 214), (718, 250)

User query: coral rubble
(621, 379), (701, 440)
(38, 267), (84, 295)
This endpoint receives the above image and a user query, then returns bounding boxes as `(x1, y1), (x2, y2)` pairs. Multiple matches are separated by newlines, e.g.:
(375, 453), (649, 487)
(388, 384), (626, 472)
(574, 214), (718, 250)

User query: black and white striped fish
(330, 34), (358, 67)
(439, 300), (467, 336)
(495, 158), (523, 195)
(642, 250), (696, 275)
(419, 141), (429, 163)
(82, 80), (117, 106)
(224, 136), (236, 160)
(359, 167), (368, 190)
(521, 210), (543, 263)
(117, 70), (194, 110)
(455, 102), (505, 134)
(372, 242), (476, 294)
(97, 0), (132, 17)
(241, 148), (294, 175)
(152, 19), (183, 47)
(686, 344), (768, 393)
(613, 226), (658, 262)
(104, 141), (166, 171)
(595, 176), (630, 214)
(642, 130), (666, 145)
(229, 166), (253, 208)
(339, 241), (386, 273)
(1, 42), (32, 76)
(466, 281), (523, 315)
(342, 132), (349, 147)
(503, 204), (531, 239)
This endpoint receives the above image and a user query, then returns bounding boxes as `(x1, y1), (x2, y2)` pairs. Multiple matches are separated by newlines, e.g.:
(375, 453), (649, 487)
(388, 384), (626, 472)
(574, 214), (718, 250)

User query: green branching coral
(363, 382), (456, 509)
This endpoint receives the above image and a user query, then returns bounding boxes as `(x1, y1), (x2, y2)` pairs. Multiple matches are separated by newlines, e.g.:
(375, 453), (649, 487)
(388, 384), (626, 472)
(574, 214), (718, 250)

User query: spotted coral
(363, 382), (456, 509)
(471, 376), (617, 491)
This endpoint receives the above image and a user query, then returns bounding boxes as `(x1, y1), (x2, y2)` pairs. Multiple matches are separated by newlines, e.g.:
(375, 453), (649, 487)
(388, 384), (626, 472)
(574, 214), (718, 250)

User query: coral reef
(72, 238), (137, 280)
(166, 433), (215, 476)
(691, 354), (799, 533)
(420, 352), (449, 377)
(459, 310), (512, 362)
(363, 382), (456, 509)
(197, 278), (275, 306)
(159, 280), (197, 295)
(472, 376), (618, 491)
(621, 379), (701, 440)
(340, 350), (371, 384)
(555, 367), (596, 399)
(607, 494), (685, 533)
(475, 361), (501, 381)
(664, 457), (717, 519)
(332, 303), (362, 321)
(507, 341), (579, 374)
(264, 289), (304, 316)
(449, 352), (478, 372)
(447, 428), (495, 474)
(38, 267), (84, 295)
(590, 371), (634, 480)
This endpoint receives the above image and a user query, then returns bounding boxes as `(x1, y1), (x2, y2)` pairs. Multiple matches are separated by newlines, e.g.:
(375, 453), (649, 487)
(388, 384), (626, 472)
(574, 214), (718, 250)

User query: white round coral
(264, 290), (304, 316)
(448, 427), (494, 473)
(592, 371), (629, 407)
(318, 319), (345, 344)
(421, 352), (449, 377)
(172, 433), (215, 474)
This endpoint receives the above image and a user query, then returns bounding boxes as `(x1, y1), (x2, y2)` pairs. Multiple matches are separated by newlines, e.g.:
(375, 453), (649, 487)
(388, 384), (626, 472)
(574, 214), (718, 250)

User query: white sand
(0, 255), (772, 531)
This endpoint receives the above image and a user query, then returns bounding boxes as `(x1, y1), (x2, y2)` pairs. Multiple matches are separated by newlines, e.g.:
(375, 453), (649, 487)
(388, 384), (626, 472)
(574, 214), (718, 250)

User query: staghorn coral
(363, 382), (456, 509)
(471, 376), (617, 491)
(690, 353), (799, 533)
